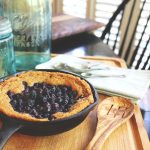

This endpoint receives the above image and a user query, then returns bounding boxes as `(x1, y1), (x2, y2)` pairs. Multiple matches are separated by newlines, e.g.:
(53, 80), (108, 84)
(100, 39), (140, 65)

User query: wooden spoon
(86, 96), (134, 150)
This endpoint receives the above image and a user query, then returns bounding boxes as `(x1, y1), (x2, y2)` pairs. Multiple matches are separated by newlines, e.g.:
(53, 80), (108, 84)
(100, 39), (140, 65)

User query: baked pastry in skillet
(0, 71), (94, 122)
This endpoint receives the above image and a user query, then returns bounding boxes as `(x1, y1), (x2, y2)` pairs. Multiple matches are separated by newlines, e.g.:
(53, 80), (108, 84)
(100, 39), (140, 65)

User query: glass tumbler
(0, 0), (51, 71)
(0, 16), (16, 79)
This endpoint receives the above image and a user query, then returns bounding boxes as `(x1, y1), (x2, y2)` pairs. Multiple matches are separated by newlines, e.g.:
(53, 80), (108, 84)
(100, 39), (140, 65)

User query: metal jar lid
(0, 16), (12, 37)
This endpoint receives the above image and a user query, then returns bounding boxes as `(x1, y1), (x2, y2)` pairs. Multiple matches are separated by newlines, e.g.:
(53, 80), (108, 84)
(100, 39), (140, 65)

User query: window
(62, 0), (87, 18)
(95, 0), (123, 54)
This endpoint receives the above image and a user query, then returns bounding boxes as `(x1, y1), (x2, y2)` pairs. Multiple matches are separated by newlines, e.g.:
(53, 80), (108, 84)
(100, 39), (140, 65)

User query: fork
(86, 96), (134, 150)
(53, 62), (110, 73)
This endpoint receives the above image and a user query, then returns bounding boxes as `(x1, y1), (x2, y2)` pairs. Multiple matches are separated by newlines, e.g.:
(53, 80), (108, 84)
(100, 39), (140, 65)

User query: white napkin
(36, 55), (150, 101)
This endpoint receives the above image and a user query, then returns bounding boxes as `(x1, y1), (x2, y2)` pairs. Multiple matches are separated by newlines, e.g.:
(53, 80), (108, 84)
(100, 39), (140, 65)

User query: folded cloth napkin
(36, 55), (150, 101)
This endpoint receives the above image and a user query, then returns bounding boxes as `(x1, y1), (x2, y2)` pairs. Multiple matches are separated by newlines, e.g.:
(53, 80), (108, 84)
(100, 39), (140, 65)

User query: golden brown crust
(0, 71), (94, 122)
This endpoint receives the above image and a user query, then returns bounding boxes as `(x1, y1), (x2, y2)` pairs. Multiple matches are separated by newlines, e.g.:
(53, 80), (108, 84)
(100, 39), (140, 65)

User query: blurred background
(52, 0), (150, 70)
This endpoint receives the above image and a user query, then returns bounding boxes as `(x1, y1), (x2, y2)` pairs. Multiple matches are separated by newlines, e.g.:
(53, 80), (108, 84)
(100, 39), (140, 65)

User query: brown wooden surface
(3, 56), (150, 150)
(52, 14), (104, 40)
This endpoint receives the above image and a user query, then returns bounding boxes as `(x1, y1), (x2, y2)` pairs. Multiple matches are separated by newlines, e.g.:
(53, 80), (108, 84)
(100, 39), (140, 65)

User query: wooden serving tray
(3, 56), (150, 150)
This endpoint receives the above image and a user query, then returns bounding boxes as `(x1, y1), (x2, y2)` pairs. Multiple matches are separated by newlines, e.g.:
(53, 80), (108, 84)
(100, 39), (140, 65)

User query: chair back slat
(119, 0), (136, 57)
(135, 35), (150, 69)
(130, 12), (150, 67)
(106, 31), (110, 45)
(148, 65), (150, 70)
(100, 0), (130, 41)
(142, 55), (150, 70)
(125, 0), (146, 64)
(112, 11), (124, 51)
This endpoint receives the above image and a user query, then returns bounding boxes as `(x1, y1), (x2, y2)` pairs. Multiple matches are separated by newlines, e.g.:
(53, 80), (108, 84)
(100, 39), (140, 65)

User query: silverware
(53, 62), (126, 78)
(53, 62), (111, 73)
(81, 71), (126, 78)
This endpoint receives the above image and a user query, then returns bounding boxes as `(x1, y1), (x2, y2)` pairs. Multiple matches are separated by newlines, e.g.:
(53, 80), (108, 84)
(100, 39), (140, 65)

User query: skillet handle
(0, 119), (22, 150)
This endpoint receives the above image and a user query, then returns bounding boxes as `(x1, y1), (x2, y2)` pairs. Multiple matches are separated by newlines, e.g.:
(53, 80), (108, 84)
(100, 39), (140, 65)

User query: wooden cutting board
(3, 56), (150, 150)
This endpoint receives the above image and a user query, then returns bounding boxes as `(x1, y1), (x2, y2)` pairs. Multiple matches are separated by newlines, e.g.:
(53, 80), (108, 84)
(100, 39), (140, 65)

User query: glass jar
(0, 16), (16, 78)
(0, 0), (51, 71)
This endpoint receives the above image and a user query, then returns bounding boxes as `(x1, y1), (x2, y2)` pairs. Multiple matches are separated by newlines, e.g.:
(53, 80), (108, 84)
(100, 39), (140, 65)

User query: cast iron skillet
(0, 69), (99, 149)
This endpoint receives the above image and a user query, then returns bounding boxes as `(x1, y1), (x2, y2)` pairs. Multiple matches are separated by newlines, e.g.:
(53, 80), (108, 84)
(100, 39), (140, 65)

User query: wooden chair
(87, 0), (131, 58)
(87, 0), (150, 70)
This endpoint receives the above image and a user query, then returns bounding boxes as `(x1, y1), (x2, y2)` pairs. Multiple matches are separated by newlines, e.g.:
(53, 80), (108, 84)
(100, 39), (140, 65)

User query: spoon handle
(87, 118), (116, 150)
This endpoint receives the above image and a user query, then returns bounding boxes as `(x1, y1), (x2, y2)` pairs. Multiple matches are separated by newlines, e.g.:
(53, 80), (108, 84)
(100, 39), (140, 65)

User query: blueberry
(34, 83), (41, 88)
(43, 88), (49, 95)
(45, 104), (51, 112)
(38, 106), (44, 113)
(52, 103), (60, 112)
(42, 82), (47, 89)
(22, 81), (28, 89)
(65, 95), (70, 100)
(7, 91), (14, 99)
(57, 96), (63, 103)
(42, 96), (48, 103)
(42, 113), (50, 118)
(28, 99), (35, 107)
(68, 94), (73, 99)
(63, 99), (69, 105)
(50, 98), (55, 105)
(51, 94), (56, 101)
(14, 94), (22, 100)
(51, 86), (56, 93)
(31, 90), (37, 99)
(37, 88), (43, 95)
(24, 106), (31, 112)
(18, 105), (25, 112)
(47, 94), (52, 101)
(56, 87), (61, 92)
(38, 83), (43, 88)
(18, 99), (24, 106)
(56, 88), (62, 96)
(36, 105), (40, 110)
(10, 99), (18, 108)
(69, 98), (75, 104)
(64, 108), (69, 112)
(37, 94), (43, 101)
(24, 90), (30, 99)
(31, 109), (39, 117)
(62, 86), (68, 92)
(72, 91), (77, 98)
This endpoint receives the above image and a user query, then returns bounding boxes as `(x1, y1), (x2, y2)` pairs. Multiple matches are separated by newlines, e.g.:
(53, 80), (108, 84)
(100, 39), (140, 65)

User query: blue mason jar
(0, 0), (51, 71)
(0, 16), (16, 78)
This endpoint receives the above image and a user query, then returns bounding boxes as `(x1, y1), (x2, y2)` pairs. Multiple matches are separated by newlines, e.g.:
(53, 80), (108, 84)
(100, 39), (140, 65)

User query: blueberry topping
(7, 82), (80, 120)
(7, 91), (14, 99)
(27, 99), (35, 107)
(22, 81), (28, 88)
